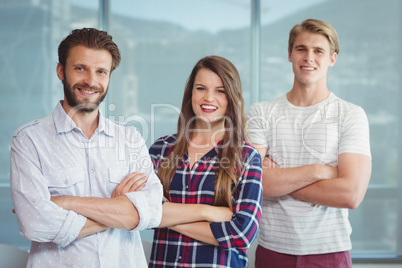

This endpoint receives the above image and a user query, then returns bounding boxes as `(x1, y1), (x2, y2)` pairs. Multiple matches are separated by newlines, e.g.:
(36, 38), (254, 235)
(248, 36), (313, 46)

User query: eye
(75, 67), (84, 72)
(217, 89), (226, 94)
(196, 87), (205, 91)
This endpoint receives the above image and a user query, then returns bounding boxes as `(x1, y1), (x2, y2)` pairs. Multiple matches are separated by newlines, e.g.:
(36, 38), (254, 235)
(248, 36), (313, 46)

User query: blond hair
(288, 19), (339, 56)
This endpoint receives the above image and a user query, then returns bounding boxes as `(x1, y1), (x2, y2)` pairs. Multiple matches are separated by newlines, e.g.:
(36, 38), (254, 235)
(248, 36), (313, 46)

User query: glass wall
(0, 0), (99, 249)
(0, 0), (400, 263)
(107, 0), (251, 145)
(260, 0), (402, 258)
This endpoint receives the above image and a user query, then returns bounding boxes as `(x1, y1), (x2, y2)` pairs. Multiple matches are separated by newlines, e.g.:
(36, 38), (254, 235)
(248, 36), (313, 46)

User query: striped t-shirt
(246, 93), (371, 255)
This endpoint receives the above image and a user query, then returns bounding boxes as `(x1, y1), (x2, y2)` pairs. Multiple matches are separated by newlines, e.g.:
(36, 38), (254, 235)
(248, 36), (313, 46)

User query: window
(0, 0), (400, 263)
(259, 0), (401, 261)
(107, 0), (251, 145)
(0, 0), (99, 249)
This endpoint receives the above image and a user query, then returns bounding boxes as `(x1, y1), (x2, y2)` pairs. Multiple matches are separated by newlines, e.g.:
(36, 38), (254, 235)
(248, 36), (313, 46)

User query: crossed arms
(52, 174), (233, 245)
(12, 133), (257, 249)
(156, 201), (233, 246)
(51, 172), (149, 238)
(52, 178), (235, 246)
(61, 141), (371, 244)
(254, 144), (372, 209)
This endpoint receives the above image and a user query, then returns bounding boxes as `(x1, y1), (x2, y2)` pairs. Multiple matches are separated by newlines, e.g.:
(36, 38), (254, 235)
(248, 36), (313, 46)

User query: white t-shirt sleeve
(339, 105), (371, 158)
(246, 103), (270, 149)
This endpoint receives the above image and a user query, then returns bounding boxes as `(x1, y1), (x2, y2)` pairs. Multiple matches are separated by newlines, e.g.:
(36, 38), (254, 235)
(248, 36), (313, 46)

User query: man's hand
(263, 156), (279, 169)
(112, 172), (148, 198)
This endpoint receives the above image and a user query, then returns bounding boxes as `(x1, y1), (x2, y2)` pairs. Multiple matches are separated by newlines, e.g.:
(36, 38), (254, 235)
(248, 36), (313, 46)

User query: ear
(56, 63), (64, 81)
(288, 52), (293, 62)
(329, 52), (337, 67)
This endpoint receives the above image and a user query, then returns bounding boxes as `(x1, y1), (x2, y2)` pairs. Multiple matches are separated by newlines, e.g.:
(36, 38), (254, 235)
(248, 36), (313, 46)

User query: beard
(63, 72), (108, 114)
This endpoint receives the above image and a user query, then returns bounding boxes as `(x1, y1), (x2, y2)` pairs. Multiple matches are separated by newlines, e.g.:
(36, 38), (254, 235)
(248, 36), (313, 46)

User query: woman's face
(191, 68), (228, 127)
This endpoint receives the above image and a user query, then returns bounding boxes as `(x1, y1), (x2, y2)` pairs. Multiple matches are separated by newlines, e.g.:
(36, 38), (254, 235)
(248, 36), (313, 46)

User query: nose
(83, 72), (97, 87)
(305, 51), (314, 63)
(203, 89), (214, 102)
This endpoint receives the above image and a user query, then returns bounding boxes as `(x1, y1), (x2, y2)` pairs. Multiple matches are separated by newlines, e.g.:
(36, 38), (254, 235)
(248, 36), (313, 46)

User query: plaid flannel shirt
(148, 134), (262, 268)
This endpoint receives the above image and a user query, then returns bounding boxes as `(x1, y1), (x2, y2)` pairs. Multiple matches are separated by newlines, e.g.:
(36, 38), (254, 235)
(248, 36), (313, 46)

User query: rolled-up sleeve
(209, 146), (262, 250)
(10, 133), (87, 247)
(124, 133), (163, 231)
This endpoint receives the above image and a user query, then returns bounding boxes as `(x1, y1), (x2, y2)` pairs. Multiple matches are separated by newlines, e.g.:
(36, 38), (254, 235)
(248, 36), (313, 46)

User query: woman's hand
(204, 206), (233, 222)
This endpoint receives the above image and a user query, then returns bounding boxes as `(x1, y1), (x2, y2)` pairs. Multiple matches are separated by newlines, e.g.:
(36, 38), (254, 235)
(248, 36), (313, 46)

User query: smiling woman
(191, 68), (228, 128)
(1, 0), (401, 266)
(148, 55), (262, 268)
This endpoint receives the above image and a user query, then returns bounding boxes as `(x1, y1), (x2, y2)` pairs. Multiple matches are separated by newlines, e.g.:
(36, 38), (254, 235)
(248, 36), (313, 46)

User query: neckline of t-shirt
(283, 92), (335, 109)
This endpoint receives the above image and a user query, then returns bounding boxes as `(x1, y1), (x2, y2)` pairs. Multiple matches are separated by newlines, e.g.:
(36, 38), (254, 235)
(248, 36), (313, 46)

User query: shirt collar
(53, 101), (114, 137)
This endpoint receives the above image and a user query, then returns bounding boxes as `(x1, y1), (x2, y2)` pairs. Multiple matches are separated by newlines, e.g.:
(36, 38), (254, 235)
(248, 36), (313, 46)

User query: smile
(78, 88), (97, 95)
(201, 105), (217, 110)
(301, 66), (316, 70)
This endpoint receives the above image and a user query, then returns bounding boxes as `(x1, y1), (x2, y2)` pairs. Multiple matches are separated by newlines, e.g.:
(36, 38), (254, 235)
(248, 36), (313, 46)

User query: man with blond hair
(247, 19), (371, 267)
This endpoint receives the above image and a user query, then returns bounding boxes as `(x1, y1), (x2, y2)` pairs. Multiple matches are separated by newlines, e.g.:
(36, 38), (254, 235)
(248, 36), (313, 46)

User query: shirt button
(90, 169), (95, 173)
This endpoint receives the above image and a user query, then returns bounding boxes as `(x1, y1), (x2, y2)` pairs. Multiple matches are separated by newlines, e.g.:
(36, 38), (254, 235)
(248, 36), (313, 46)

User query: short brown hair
(288, 19), (339, 56)
(58, 28), (121, 72)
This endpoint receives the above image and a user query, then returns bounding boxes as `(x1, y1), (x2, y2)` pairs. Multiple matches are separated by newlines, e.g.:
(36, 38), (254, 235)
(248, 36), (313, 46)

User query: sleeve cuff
(52, 211), (86, 247)
(124, 187), (162, 231)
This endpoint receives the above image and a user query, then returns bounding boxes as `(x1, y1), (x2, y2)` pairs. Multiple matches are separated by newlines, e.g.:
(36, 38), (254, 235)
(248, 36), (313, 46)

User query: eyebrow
(295, 44), (326, 51)
(194, 83), (205, 88)
(97, 67), (110, 73)
(73, 64), (110, 73)
(194, 83), (225, 89)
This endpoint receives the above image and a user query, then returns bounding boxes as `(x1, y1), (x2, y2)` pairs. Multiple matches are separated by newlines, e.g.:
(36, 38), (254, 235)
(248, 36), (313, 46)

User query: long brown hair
(157, 56), (246, 209)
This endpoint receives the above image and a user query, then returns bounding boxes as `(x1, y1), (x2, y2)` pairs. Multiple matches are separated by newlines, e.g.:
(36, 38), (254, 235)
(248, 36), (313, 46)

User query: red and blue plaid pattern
(149, 134), (262, 268)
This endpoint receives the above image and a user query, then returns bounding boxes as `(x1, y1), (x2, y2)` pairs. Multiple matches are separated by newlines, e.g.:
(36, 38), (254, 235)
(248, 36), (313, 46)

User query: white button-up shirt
(10, 101), (163, 268)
